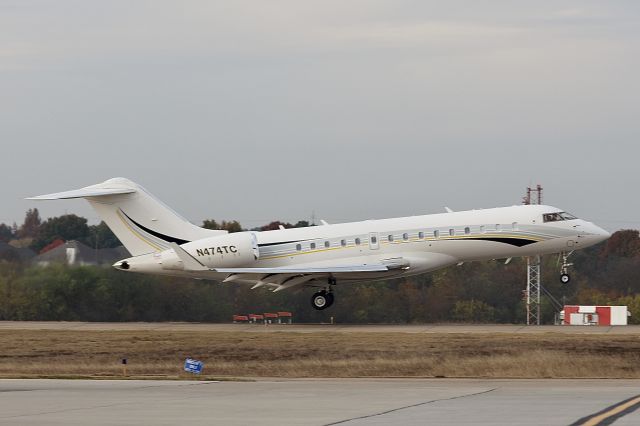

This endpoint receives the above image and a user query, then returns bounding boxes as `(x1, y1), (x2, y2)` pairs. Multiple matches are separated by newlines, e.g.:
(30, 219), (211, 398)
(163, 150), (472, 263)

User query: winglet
(168, 243), (209, 271)
(445, 207), (454, 213)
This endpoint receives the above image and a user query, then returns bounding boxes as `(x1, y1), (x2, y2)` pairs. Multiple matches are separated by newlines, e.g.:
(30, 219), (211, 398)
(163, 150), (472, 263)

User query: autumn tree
(17, 208), (41, 239)
(202, 220), (243, 233)
(259, 221), (293, 231)
(600, 230), (640, 259)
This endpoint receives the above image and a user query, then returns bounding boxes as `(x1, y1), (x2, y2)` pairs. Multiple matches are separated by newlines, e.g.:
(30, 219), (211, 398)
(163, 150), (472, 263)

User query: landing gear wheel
(325, 292), (334, 307)
(312, 291), (329, 310)
(560, 273), (571, 284)
(311, 290), (334, 310)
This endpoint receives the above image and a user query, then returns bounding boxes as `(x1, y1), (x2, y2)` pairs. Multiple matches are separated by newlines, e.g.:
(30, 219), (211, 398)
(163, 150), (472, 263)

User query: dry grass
(0, 330), (639, 379)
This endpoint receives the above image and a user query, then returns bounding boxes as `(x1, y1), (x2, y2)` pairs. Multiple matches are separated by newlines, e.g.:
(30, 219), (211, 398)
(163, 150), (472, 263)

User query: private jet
(28, 178), (610, 310)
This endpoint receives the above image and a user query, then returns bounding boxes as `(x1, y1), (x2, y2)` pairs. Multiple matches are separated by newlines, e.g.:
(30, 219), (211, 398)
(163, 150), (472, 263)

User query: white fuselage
(28, 178), (611, 301)
(120, 204), (610, 285)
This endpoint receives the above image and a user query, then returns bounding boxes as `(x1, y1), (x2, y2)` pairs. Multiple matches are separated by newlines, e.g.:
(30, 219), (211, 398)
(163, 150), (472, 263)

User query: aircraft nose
(595, 226), (611, 242)
(582, 222), (611, 244)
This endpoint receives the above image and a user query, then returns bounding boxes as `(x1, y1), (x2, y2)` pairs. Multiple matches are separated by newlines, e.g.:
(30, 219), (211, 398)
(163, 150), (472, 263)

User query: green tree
(451, 300), (496, 323)
(85, 221), (121, 248)
(33, 214), (90, 252)
(0, 223), (13, 242)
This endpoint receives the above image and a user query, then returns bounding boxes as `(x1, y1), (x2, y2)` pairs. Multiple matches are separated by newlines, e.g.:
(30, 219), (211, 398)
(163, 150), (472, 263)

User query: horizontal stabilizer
(27, 187), (135, 200)
(214, 264), (389, 274)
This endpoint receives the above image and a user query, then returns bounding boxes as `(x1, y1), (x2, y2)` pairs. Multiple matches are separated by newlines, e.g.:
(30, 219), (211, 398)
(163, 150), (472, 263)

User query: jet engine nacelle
(161, 232), (259, 271)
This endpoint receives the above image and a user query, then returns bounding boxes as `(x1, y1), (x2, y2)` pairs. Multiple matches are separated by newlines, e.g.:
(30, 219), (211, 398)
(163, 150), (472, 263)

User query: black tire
(325, 292), (335, 308)
(560, 273), (571, 284)
(311, 291), (329, 310)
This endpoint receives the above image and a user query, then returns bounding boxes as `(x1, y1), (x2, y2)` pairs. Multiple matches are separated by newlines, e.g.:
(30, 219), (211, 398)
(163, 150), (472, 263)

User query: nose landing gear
(311, 277), (336, 310)
(559, 251), (574, 284)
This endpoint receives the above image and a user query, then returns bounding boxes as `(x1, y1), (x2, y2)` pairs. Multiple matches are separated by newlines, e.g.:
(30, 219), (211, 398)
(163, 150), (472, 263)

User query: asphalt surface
(0, 321), (639, 334)
(0, 379), (639, 425)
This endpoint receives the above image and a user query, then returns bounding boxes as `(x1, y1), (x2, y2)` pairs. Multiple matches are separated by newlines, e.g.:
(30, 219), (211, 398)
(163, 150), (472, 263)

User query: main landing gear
(311, 277), (336, 310)
(559, 251), (574, 284)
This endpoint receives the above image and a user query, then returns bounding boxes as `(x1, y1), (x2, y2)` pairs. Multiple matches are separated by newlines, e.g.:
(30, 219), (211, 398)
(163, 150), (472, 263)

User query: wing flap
(214, 264), (389, 274)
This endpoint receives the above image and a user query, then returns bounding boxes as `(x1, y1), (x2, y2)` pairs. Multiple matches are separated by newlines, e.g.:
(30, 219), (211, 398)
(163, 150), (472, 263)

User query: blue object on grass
(184, 358), (204, 374)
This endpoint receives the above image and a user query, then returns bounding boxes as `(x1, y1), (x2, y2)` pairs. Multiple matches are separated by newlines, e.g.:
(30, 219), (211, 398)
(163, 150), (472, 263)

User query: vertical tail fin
(27, 177), (226, 256)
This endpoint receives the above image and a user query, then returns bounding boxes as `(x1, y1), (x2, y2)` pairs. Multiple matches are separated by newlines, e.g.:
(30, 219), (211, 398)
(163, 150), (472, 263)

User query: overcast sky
(1, 1), (638, 231)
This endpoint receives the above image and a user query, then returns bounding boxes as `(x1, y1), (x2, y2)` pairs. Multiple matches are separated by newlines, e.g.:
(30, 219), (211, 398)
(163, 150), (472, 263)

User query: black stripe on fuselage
(464, 237), (538, 247)
(258, 236), (539, 249)
(258, 240), (304, 247)
(121, 210), (191, 245)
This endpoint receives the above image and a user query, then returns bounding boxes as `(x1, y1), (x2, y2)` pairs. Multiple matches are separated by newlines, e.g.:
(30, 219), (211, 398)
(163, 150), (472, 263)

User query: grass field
(1, 329), (640, 379)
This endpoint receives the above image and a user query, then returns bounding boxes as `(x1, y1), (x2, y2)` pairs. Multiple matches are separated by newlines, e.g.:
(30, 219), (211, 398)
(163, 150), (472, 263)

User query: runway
(1, 379), (639, 425)
(1, 321), (639, 334)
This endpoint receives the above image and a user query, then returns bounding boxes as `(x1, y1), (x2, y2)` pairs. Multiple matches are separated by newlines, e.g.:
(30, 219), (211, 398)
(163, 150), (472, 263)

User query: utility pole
(522, 185), (543, 325)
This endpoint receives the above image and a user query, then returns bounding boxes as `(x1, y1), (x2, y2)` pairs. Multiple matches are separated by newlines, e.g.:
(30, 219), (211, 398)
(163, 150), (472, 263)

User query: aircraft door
(369, 232), (379, 250)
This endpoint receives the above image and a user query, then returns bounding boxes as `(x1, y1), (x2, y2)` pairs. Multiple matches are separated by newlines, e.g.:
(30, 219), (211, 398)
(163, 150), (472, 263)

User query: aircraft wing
(168, 243), (403, 292)
(218, 262), (407, 292)
(214, 265), (389, 274)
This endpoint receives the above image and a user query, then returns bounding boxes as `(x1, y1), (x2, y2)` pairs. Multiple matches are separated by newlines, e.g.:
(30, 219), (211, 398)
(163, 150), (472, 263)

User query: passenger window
(403, 233), (408, 241)
(355, 238), (361, 245)
(418, 232), (424, 239)
(434, 230), (440, 239)
(512, 222), (518, 231)
(310, 242), (316, 250)
(371, 235), (377, 244)
(388, 235), (394, 242)
(449, 229), (454, 236)
(464, 227), (470, 235)
(480, 225), (485, 234)
(341, 239), (346, 247)
(324, 241), (330, 248)
(296, 244), (301, 251)
(496, 224), (501, 232)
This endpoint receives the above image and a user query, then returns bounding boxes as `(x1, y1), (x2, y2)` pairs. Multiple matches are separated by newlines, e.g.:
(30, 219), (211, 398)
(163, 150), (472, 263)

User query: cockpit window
(543, 212), (578, 223)
(560, 212), (577, 220)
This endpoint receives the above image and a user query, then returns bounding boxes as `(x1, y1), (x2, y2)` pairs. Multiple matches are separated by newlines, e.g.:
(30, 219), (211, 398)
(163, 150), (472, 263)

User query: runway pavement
(1, 321), (639, 334)
(0, 379), (639, 425)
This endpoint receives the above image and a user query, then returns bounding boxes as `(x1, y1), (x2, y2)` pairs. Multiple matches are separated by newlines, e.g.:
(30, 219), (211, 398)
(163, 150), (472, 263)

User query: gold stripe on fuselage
(116, 210), (164, 252)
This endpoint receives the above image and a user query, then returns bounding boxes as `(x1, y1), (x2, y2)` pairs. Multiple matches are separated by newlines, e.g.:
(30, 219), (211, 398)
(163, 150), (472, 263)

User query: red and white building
(561, 305), (629, 326)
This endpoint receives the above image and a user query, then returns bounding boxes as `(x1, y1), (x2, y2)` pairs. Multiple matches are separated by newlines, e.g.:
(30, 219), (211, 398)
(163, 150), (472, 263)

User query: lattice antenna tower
(522, 184), (543, 206)
(522, 184), (543, 325)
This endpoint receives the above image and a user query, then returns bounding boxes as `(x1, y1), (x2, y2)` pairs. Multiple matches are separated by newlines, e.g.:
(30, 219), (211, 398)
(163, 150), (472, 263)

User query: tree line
(0, 209), (312, 254)
(1, 210), (639, 323)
